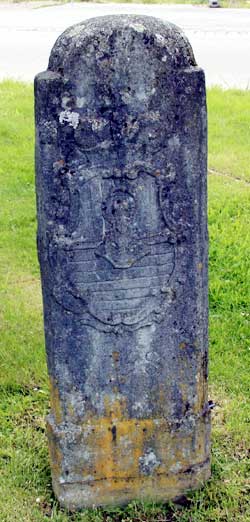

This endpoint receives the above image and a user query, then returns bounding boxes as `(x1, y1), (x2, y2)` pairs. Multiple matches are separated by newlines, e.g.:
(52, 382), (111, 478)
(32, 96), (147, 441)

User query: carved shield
(50, 166), (176, 330)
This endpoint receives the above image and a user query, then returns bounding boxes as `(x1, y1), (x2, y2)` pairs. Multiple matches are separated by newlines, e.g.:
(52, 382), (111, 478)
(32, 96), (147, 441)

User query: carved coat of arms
(49, 162), (178, 332)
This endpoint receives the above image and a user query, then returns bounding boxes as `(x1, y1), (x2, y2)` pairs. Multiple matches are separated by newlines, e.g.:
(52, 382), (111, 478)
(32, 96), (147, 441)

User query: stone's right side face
(35, 15), (210, 510)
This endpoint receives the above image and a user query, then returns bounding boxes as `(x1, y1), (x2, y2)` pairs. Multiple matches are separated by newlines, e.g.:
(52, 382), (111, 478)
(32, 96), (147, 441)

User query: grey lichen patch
(129, 22), (146, 33)
(139, 448), (161, 475)
(59, 110), (79, 129)
(76, 97), (86, 108)
(155, 33), (166, 46)
(61, 96), (72, 109)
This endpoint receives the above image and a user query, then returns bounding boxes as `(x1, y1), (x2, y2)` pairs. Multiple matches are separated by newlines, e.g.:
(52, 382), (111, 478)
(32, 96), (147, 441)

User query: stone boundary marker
(35, 14), (210, 510)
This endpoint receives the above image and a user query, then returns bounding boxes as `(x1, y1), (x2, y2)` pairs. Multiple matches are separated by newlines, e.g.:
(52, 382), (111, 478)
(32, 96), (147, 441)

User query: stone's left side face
(35, 15), (210, 510)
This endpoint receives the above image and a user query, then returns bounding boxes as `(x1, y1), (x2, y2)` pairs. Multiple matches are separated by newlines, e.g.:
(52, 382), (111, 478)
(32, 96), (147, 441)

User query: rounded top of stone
(48, 15), (196, 74)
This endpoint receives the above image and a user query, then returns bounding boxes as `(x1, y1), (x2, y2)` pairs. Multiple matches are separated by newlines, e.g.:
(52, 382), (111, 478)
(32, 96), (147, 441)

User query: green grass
(208, 88), (250, 181)
(0, 82), (250, 521)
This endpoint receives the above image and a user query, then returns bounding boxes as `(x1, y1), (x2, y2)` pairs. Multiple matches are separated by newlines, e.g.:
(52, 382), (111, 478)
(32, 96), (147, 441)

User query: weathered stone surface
(35, 15), (210, 510)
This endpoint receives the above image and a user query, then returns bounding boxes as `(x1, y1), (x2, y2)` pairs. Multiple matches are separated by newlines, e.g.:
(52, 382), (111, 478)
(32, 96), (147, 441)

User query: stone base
(47, 412), (211, 510)
(53, 461), (211, 510)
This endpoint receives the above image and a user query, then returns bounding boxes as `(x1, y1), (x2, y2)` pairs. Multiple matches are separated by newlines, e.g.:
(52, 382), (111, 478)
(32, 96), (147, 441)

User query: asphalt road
(1, 2), (250, 87)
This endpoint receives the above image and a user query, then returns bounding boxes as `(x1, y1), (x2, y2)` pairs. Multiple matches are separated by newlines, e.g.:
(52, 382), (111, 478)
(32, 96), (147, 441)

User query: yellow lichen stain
(103, 395), (128, 421)
(83, 418), (155, 485)
(53, 159), (65, 170)
(67, 402), (75, 419)
(73, 395), (209, 491)
(178, 381), (190, 411)
(49, 376), (63, 424)
(177, 345), (208, 418)
(92, 468), (181, 500)
(197, 262), (203, 271)
(47, 420), (63, 479)
(75, 415), (208, 499)
(195, 363), (208, 414)
(52, 458), (211, 509)
(47, 386), (209, 501)
(112, 351), (120, 363)
(77, 395), (157, 483)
